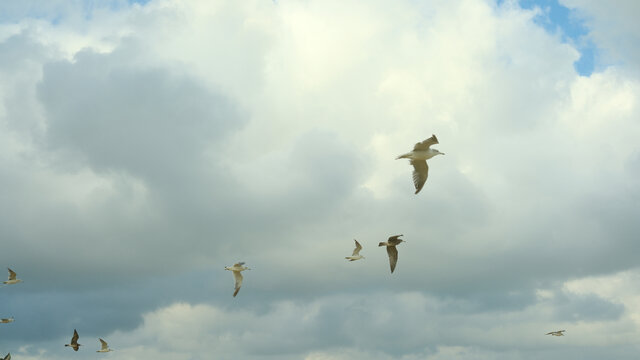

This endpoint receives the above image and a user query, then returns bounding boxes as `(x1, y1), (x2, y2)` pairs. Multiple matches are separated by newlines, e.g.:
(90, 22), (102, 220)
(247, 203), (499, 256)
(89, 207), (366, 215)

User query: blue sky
(518, 0), (595, 75)
(1, 1), (639, 359)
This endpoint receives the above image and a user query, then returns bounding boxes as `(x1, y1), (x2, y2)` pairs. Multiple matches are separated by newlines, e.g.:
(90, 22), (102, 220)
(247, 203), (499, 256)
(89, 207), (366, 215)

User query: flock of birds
(0, 135), (566, 357)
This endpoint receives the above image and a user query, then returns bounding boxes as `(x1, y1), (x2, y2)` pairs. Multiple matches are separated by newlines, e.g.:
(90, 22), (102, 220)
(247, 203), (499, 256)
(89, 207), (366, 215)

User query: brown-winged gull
(65, 329), (81, 351)
(3, 268), (22, 285)
(378, 235), (406, 273)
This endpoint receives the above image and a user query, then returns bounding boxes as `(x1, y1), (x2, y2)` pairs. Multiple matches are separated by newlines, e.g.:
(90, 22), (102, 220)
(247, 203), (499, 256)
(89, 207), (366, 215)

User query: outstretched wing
(4, 353), (10, 360)
(71, 329), (79, 345)
(387, 235), (403, 245)
(99, 338), (108, 350)
(7, 268), (16, 281)
(233, 262), (245, 267)
(411, 160), (429, 194)
(352, 240), (363, 256)
(386, 246), (398, 273)
(413, 135), (439, 150)
(232, 271), (244, 297)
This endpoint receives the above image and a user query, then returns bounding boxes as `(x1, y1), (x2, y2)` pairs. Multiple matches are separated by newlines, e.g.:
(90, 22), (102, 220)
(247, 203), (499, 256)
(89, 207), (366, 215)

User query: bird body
(3, 268), (22, 285)
(65, 329), (81, 351)
(345, 239), (364, 261)
(396, 135), (444, 194)
(546, 330), (566, 336)
(224, 262), (251, 297)
(379, 235), (405, 273)
(97, 338), (113, 352)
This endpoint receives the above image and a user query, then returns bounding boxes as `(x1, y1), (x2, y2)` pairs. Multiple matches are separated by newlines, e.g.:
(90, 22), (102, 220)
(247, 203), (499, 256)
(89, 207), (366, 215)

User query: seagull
(546, 330), (566, 336)
(2, 353), (10, 360)
(345, 239), (365, 261)
(3, 268), (22, 285)
(378, 235), (406, 273)
(97, 338), (113, 352)
(0, 317), (14, 324)
(65, 329), (82, 351)
(224, 262), (251, 297)
(396, 134), (445, 194)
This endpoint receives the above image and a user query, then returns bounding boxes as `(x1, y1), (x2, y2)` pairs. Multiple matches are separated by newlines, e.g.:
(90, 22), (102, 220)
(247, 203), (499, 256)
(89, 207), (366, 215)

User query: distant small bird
(345, 239), (365, 261)
(65, 329), (81, 351)
(0, 317), (14, 324)
(97, 338), (113, 352)
(3, 268), (22, 285)
(396, 134), (445, 194)
(2, 353), (10, 360)
(224, 262), (251, 297)
(546, 330), (566, 336)
(378, 235), (406, 273)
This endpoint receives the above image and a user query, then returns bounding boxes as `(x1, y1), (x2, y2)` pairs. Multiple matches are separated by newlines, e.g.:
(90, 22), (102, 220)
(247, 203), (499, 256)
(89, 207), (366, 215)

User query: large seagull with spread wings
(396, 134), (444, 194)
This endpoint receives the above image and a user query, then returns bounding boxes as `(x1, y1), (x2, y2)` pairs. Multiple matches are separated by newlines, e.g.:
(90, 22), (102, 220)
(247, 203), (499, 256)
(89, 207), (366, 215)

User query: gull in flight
(2, 353), (10, 360)
(345, 239), (364, 261)
(97, 338), (113, 352)
(0, 317), (14, 324)
(546, 330), (566, 336)
(224, 262), (251, 297)
(65, 329), (81, 351)
(396, 134), (445, 194)
(378, 235), (406, 273)
(3, 268), (22, 285)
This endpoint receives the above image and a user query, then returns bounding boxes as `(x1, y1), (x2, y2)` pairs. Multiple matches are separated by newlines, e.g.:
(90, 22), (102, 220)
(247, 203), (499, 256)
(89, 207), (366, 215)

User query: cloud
(560, 0), (640, 72)
(1, 0), (640, 359)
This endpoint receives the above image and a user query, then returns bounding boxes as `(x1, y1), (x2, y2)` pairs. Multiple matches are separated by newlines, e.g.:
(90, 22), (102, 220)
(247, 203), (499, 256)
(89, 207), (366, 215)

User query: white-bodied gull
(378, 235), (406, 273)
(396, 134), (444, 194)
(345, 239), (365, 261)
(224, 262), (251, 297)
(3, 268), (22, 285)
(97, 338), (113, 352)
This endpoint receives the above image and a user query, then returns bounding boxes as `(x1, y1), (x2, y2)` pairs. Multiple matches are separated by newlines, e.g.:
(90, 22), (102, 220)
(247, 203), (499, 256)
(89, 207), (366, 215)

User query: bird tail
(396, 153), (410, 160)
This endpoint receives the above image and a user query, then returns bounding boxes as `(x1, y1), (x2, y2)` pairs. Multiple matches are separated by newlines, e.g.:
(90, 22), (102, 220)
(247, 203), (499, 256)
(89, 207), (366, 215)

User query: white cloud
(1, 0), (640, 359)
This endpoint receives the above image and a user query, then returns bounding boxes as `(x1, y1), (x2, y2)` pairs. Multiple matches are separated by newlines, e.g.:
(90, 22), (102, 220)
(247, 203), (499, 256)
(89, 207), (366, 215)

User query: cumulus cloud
(1, 0), (639, 359)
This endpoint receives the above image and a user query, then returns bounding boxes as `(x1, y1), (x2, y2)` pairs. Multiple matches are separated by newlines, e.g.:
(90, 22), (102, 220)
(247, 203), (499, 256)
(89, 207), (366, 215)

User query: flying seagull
(378, 235), (406, 273)
(345, 239), (364, 261)
(65, 329), (81, 351)
(97, 338), (113, 353)
(3, 353), (10, 360)
(224, 262), (251, 297)
(546, 330), (566, 336)
(3, 268), (22, 285)
(396, 134), (445, 194)
(0, 317), (14, 324)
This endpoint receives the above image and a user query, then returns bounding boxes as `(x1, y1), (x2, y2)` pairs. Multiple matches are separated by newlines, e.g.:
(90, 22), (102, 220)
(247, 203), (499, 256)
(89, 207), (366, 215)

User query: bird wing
(387, 235), (403, 245)
(352, 239), (362, 256)
(386, 246), (398, 273)
(411, 160), (429, 194)
(99, 338), (108, 350)
(71, 329), (79, 345)
(4, 353), (10, 360)
(233, 271), (243, 297)
(7, 268), (16, 281)
(413, 135), (439, 150)
(233, 262), (245, 267)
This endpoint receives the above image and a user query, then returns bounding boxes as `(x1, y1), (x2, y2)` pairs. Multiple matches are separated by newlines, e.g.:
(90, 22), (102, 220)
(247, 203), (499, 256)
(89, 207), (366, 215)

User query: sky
(0, 0), (639, 359)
